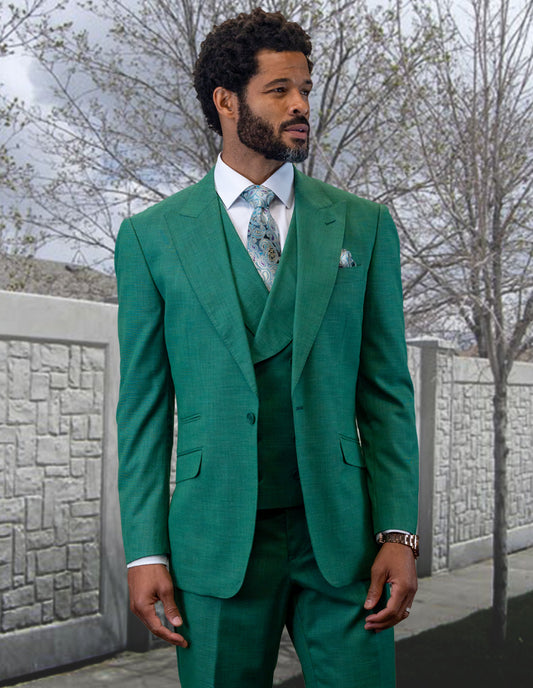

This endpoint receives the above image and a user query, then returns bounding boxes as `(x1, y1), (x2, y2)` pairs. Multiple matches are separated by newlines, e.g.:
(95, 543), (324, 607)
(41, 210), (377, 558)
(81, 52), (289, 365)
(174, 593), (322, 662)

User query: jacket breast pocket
(175, 447), (202, 483)
(339, 434), (366, 468)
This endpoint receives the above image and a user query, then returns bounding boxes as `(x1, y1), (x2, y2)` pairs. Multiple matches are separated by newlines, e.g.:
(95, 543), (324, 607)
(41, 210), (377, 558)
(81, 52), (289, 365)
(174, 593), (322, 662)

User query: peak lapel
(291, 170), (347, 394)
(162, 170), (257, 395)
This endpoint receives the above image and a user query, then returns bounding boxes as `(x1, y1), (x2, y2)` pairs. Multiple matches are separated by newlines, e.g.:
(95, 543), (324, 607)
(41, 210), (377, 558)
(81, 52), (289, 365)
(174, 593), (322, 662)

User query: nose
(288, 91), (309, 117)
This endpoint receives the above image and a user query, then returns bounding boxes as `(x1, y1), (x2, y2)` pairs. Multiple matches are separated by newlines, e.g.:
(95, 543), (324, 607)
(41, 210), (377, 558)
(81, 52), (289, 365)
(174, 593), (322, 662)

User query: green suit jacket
(115, 167), (419, 598)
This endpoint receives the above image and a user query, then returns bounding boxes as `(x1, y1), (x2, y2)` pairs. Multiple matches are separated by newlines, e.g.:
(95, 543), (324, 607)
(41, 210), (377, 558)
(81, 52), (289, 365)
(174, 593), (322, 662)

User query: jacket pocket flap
(176, 448), (202, 483)
(340, 435), (366, 468)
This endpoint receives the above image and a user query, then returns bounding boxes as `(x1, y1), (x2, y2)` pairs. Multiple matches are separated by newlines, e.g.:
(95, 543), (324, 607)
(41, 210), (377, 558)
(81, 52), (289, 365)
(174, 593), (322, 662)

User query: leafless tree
(14, 0), (435, 268)
(0, 0), (69, 256)
(389, 0), (533, 646)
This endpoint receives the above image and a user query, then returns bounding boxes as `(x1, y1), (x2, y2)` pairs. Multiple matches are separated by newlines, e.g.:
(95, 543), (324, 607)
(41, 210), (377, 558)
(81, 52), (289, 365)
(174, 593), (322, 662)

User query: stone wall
(0, 291), (124, 682)
(410, 340), (533, 575)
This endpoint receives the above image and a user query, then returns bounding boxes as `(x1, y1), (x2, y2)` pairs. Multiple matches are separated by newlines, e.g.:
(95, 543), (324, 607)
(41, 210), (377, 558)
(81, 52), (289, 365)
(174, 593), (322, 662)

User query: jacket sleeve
(115, 217), (175, 563)
(355, 205), (419, 534)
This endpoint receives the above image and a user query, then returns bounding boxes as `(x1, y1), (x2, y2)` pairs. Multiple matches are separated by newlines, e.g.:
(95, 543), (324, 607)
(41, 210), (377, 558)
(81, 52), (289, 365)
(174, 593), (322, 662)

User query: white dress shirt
(127, 157), (295, 570)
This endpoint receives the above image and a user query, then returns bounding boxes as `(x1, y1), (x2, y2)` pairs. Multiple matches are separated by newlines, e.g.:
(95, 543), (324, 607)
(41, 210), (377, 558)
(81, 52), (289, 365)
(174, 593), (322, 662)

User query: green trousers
(175, 506), (394, 688)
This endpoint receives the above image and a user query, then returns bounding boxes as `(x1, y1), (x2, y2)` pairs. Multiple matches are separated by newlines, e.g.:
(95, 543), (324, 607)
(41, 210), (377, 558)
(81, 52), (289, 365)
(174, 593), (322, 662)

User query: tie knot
(241, 185), (276, 210)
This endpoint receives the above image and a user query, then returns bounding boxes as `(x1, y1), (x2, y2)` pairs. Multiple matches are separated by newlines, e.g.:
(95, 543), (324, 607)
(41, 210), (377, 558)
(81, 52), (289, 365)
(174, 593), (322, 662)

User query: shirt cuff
(127, 555), (169, 569)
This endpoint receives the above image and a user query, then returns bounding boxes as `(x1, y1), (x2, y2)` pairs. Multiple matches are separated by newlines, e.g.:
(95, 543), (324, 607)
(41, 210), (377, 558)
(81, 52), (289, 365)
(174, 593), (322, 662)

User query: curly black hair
(193, 8), (312, 136)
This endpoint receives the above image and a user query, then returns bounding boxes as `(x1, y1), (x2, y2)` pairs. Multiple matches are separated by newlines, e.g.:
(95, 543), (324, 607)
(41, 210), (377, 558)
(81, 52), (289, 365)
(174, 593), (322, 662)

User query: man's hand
(128, 564), (188, 647)
(363, 543), (417, 632)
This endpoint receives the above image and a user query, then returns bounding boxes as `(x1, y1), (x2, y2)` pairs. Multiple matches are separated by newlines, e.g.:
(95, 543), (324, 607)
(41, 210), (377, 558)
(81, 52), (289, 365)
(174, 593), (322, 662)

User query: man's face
(236, 50), (312, 163)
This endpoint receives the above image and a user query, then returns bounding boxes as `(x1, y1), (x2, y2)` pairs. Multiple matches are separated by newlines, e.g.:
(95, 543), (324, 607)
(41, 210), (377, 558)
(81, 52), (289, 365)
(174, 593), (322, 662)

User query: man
(115, 8), (419, 688)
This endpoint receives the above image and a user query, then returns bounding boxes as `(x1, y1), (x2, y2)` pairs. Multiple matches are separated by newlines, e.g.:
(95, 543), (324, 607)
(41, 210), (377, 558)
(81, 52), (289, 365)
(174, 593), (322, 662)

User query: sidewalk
(11, 547), (533, 688)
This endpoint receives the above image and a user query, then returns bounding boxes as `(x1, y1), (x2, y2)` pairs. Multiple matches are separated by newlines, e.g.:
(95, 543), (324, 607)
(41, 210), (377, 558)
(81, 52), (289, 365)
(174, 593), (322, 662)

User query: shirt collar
(214, 153), (294, 210)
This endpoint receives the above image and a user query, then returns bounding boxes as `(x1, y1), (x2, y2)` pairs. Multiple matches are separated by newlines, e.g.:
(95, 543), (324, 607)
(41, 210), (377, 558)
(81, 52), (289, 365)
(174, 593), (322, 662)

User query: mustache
(281, 116), (310, 131)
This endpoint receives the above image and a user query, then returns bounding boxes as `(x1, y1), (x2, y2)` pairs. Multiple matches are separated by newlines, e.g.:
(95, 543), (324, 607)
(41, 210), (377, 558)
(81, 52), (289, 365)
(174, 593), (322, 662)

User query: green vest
(219, 202), (303, 509)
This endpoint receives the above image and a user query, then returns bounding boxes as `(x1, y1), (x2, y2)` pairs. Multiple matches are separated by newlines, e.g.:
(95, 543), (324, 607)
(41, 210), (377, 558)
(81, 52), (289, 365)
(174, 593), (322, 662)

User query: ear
(213, 87), (238, 123)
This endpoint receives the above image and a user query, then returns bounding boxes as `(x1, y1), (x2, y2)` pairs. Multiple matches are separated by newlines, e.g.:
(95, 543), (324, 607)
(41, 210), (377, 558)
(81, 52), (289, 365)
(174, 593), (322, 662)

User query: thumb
(160, 586), (183, 627)
(364, 569), (386, 610)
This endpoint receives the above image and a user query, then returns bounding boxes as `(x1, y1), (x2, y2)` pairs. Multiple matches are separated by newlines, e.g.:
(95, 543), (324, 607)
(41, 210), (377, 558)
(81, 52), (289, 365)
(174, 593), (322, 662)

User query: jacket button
(247, 412), (256, 425)
(292, 469), (300, 481)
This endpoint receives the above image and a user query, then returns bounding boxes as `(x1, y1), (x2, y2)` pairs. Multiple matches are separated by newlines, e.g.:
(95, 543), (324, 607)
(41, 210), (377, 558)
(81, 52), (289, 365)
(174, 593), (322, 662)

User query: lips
(284, 123), (309, 140)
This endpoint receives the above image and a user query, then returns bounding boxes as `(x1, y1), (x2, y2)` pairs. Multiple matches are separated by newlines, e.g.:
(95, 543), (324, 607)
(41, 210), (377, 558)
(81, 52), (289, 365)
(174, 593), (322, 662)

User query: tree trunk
(491, 376), (509, 649)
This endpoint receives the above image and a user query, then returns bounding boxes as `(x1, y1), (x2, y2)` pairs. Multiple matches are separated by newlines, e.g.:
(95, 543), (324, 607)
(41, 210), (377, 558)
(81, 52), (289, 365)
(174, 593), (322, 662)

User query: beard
(236, 95), (310, 163)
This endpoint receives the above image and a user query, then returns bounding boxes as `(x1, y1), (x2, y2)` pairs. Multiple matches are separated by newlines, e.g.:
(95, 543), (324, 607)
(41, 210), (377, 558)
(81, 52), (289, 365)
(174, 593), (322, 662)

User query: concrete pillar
(407, 338), (455, 577)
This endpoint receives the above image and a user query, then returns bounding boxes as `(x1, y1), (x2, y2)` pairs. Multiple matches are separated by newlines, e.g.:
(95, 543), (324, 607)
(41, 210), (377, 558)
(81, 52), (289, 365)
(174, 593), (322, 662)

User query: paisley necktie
(241, 185), (282, 291)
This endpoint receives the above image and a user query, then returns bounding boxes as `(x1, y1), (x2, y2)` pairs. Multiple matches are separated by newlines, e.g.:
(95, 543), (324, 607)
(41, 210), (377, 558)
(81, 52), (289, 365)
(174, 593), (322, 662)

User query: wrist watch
(377, 531), (420, 558)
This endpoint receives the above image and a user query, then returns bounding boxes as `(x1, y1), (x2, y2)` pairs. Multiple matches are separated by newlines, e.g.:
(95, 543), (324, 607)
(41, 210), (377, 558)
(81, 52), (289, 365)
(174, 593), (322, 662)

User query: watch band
(377, 531), (419, 558)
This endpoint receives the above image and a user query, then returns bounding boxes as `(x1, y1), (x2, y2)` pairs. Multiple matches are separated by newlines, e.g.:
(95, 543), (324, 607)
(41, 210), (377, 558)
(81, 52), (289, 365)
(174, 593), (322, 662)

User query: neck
(220, 144), (284, 185)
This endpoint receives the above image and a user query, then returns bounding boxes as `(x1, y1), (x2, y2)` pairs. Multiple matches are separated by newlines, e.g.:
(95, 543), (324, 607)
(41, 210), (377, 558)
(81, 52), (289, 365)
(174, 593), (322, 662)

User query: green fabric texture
(220, 203), (302, 509)
(175, 506), (395, 688)
(115, 167), (419, 597)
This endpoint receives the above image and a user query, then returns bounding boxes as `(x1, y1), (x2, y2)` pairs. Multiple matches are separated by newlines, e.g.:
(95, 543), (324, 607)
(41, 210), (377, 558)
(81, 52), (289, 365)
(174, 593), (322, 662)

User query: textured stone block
(81, 346), (105, 371)
(2, 603), (42, 631)
(69, 346), (81, 387)
(72, 571), (82, 593)
(48, 391), (61, 435)
(42, 600), (54, 623)
(68, 544), (83, 570)
(4, 443), (15, 498)
(35, 574), (54, 601)
(71, 501), (99, 517)
(36, 400), (48, 434)
(15, 467), (44, 496)
(71, 440), (101, 458)
(72, 590), (99, 616)
(25, 495), (43, 531)
(44, 465), (70, 477)
(16, 427), (37, 466)
(71, 416), (88, 440)
(0, 427), (17, 443)
(8, 358), (31, 399)
(0, 534), (12, 565)
(71, 459), (85, 478)
(82, 543), (100, 590)
(2, 584), (34, 609)
(8, 341), (30, 358)
(36, 546), (67, 574)
(30, 342), (41, 371)
(13, 526), (25, 575)
(26, 529), (55, 550)
(88, 414), (103, 440)
(0, 340), (7, 369)
(50, 372), (68, 389)
(54, 571), (71, 589)
(61, 389), (95, 415)
(30, 373), (49, 400)
(40, 344), (69, 371)
(54, 587), (72, 621)
(7, 400), (36, 424)
(85, 459), (101, 499)
(0, 563), (11, 590)
(81, 372), (94, 389)
(70, 517), (99, 542)
(0, 498), (24, 523)
(36, 436), (70, 465)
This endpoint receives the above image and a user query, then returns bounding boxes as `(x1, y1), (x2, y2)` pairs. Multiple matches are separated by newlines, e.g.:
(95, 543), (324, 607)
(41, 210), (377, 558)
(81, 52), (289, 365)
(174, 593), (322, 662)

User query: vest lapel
(162, 169), (257, 396)
(291, 169), (347, 394)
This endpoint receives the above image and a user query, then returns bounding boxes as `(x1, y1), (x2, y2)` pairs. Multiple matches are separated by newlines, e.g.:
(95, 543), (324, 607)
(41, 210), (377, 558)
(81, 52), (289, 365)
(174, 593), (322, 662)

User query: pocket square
(339, 248), (357, 268)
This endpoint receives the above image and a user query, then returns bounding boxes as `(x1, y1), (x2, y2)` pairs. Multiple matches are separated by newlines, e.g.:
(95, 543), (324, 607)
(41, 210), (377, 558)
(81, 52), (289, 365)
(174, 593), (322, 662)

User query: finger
(364, 569), (387, 610)
(135, 603), (188, 647)
(365, 589), (409, 630)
